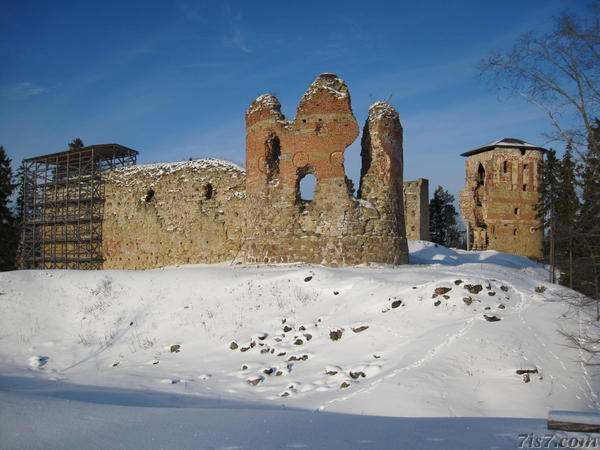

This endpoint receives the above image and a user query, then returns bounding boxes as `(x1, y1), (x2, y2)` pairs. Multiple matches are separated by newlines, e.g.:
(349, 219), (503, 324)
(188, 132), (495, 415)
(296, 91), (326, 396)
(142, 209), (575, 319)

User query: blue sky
(0, 0), (588, 200)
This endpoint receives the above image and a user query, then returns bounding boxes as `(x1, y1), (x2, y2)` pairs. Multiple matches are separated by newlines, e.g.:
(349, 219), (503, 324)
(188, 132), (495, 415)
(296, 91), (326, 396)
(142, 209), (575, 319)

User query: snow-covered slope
(1, 241), (598, 448)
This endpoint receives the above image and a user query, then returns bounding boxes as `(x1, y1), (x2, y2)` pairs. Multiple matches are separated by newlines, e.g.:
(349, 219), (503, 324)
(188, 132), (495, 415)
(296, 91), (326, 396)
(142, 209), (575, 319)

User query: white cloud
(2, 82), (48, 100)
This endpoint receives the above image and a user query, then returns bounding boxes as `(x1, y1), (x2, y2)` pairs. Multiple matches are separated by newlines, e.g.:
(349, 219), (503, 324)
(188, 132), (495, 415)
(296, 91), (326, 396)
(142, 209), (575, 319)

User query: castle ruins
(459, 138), (545, 260)
(20, 73), (432, 270)
(19, 75), (546, 270)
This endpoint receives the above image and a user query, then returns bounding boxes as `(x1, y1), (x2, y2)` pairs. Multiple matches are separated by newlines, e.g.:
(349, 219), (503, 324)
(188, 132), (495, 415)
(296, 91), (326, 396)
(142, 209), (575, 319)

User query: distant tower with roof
(459, 138), (545, 260)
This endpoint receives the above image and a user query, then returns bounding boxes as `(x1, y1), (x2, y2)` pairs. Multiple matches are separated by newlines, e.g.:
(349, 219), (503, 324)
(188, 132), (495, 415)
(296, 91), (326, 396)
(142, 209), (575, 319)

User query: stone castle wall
(100, 73), (410, 269)
(403, 178), (429, 240)
(242, 73), (408, 266)
(102, 159), (245, 270)
(459, 147), (543, 260)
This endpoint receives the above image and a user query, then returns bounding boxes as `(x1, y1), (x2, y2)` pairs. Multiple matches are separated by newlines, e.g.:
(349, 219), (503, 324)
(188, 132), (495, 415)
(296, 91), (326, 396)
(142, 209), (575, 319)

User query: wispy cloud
(2, 82), (48, 100)
(176, 0), (206, 23)
(221, 4), (252, 53)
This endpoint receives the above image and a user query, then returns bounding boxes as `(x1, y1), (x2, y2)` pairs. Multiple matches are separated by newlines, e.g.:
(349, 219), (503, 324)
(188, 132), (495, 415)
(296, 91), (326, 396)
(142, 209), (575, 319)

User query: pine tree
(0, 146), (18, 270)
(429, 186), (460, 247)
(536, 149), (560, 282)
(68, 138), (84, 150)
(555, 149), (580, 289)
(575, 119), (600, 305)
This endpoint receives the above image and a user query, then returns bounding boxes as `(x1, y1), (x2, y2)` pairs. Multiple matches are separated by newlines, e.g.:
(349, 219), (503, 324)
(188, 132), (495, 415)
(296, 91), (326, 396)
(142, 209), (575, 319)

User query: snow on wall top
(104, 158), (246, 187)
(461, 138), (546, 157)
(368, 101), (400, 122)
(299, 73), (350, 106)
(247, 94), (284, 117)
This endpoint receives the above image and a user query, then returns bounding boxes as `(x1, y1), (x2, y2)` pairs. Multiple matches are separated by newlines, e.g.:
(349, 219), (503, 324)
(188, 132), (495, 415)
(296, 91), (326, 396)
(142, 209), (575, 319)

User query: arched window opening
(522, 184), (528, 191)
(503, 161), (508, 173)
(514, 207), (520, 215)
(299, 173), (317, 201)
(296, 167), (317, 206)
(477, 163), (486, 186)
(204, 183), (213, 199)
(513, 227), (519, 236)
(145, 189), (155, 203)
(265, 134), (281, 183)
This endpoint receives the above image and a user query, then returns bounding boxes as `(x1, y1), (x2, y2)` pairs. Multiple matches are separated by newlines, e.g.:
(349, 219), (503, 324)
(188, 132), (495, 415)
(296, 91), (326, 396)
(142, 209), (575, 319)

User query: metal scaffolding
(19, 144), (138, 270)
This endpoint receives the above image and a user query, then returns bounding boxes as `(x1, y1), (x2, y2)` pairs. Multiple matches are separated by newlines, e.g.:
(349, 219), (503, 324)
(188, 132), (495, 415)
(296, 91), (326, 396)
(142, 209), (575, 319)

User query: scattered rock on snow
(349, 371), (366, 379)
(229, 342), (238, 350)
(488, 291), (496, 296)
(241, 365), (248, 370)
(498, 304), (506, 309)
(434, 300), (441, 307)
(464, 284), (483, 294)
(352, 326), (369, 333)
(329, 329), (343, 341)
(442, 295), (450, 300)
(294, 339), (303, 345)
(484, 314), (501, 322)
(247, 377), (262, 386)
(454, 280), (463, 285)
(522, 374), (531, 383)
(516, 368), (539, 375)
(112, 362), (120, 367)
(263, 368), (274, 375)
(303, 333), (313, 341)
(281, 391), (290, 397)
(277, 352), (286, 357)
(391, 300), (402, 308)
(340, 382), (351, 389)
(434, 287), (452, 295)
(304, 276), (313, 282)
(283, 325), (293, 332)
(333, 291), (339, 295)
(534, 286), (546, 293)
(326, 370), (338, 376)
(170, 344), (181, 353)
(240, 346), (250, 352)
(500, 285), (509, 292)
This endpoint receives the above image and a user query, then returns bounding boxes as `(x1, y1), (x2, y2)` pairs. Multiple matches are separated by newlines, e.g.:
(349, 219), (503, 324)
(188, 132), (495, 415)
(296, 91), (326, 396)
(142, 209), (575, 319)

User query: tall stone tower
(243, 73), (409, 266)
(459, 138), (545, 260)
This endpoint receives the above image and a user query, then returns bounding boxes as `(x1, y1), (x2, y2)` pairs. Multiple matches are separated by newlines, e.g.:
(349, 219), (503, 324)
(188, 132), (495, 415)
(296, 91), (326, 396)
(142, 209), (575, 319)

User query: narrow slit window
(145, 189), (155, 202)
(503, 161), (508, 173)
(204, 183), (213, 199)
(522, 184), (527, 191)
(514, 207), (519, 215)
(265, 134), (281, 183)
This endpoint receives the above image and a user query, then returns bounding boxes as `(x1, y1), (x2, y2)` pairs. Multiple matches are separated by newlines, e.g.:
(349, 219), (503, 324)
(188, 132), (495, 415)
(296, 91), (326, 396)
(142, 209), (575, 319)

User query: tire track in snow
(514, 286), (600, 409)
(317, 316), (477, 412)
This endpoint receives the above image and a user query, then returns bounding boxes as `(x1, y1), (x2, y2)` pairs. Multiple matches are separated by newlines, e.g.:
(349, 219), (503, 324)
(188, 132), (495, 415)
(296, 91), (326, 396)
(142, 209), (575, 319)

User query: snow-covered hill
(1, 241), (598, 449)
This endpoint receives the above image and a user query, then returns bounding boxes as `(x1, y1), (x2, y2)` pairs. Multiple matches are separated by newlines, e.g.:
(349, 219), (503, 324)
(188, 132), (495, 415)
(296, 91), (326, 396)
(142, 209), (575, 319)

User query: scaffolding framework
(19, 144), (137, 270)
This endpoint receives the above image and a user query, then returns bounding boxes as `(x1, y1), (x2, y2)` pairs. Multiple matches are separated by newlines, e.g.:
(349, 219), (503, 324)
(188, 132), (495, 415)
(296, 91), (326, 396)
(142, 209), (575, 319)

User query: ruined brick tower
(243, 73), (409, 266)
(459, 138), (545, 260)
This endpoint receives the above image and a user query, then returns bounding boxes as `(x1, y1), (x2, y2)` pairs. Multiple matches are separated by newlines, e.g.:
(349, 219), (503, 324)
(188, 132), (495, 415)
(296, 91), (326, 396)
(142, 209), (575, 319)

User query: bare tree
(478, 4), (599, 158)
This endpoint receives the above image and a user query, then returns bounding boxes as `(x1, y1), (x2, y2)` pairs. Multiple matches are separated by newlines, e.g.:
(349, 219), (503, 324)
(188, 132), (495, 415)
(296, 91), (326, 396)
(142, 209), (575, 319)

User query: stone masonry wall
(403, 178), (429, 240)
(242, 73), (408, 266)
(102, 159), (245, 270)
(459, 147), (543, 260)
